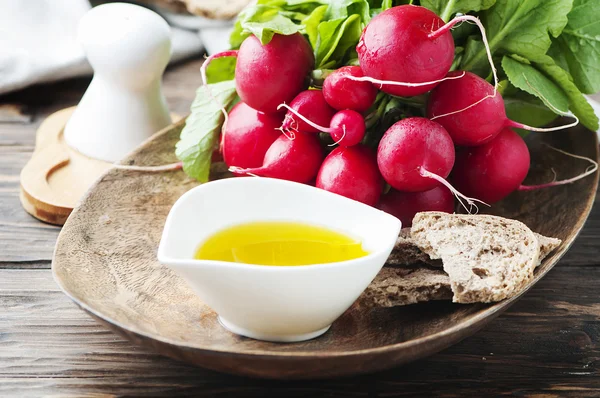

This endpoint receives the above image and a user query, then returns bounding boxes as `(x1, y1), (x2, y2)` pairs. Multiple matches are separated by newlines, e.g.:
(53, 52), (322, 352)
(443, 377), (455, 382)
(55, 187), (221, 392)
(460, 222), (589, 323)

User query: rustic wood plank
(0, 267), (598, 396)
(0, 78), (90, 148)
(0, 261), (51, 269)
(0, 59), (203, 264)
(0, 149), (61, 262)
(0, 104), (32, 124)
(560, 193), (600, 266)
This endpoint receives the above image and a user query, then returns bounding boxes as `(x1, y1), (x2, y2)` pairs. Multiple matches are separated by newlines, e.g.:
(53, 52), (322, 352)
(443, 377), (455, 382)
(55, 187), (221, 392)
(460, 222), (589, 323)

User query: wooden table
(1, 58), (599, 397)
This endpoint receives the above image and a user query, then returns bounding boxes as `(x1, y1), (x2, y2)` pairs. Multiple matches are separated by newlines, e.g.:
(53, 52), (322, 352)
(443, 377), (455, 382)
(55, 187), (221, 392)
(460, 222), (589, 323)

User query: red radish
(379, 186), (454, 227)
(316, 145), (383, 206)
(377, 117), (455, 192)
(322, 66), (378, 112)
(352, 6), (498, 100)
(235, 33), (314, 113)
(452, 128), (530, 203)
(281, 90), (335, 133)
(328, 110), (366, 146)
(356, 5), (454, 97)
(278, 104), (365, 147)
(453, 127), (599, 203)
(427, 71), (505, 146)
(222, 102), (283, 169)
(229, 131), (323, 183)
(428, 72), (580, 146)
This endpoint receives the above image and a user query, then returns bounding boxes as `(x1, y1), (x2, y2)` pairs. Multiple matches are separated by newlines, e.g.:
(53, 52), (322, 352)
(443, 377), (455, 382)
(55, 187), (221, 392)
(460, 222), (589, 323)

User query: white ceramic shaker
(64, 3), (172, 162)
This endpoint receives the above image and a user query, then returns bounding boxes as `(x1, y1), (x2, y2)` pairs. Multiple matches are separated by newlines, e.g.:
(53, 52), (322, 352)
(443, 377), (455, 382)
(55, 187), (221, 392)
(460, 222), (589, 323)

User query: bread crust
(184, 0), (252, 20)
(361, 213), (562, 307)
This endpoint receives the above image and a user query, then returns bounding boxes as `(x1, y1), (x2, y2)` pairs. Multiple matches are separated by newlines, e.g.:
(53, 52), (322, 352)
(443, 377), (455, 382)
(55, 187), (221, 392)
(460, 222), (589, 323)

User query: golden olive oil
(194, 221), (368, 266)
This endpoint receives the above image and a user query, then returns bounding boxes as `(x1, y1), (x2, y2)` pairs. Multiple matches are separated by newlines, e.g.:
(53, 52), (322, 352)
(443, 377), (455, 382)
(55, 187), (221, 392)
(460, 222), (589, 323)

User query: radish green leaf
(554, 0), (600, 94)
(176, 81), (238, 182)
(502, 56), (569, 113)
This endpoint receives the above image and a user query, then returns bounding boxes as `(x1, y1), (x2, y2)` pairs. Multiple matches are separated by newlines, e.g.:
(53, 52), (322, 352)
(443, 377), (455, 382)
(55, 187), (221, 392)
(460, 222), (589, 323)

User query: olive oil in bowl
(158, 177), (401, 341)
(195, 221), (369, 266)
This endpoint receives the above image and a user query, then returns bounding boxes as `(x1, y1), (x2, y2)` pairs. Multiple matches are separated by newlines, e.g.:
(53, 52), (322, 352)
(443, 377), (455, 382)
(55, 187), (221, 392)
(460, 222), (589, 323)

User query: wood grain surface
(2, 58), (600, 396)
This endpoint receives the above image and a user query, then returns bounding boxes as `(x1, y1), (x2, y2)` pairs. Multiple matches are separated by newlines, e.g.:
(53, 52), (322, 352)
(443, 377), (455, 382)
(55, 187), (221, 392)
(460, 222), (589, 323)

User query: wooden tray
(19, 107), (181, 225)
(20, 107), (111, 225)
(52, 119), (599, 379)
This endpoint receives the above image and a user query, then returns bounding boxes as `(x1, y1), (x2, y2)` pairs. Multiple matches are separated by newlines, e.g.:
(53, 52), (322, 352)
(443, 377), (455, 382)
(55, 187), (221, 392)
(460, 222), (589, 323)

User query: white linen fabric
(0, 0), (205, 95)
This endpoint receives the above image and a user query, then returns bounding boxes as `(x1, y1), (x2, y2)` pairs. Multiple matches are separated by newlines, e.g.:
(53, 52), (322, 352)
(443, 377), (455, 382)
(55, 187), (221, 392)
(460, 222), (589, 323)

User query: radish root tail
(276, 125), (297, 140)
(504, 75), (580, 132)
(228, 166), (261, 178)
(277, 103), (332, 133)
(281, 128), (297, 140)
(419, 167), (489, 214)
(505, 118), (580, 133)
(329, 125), (347, 147)
(344, 71), (466, 89)
(518, 146), (598, 191)
(429, 15), (499, 121)
(277, 111), (298, 140)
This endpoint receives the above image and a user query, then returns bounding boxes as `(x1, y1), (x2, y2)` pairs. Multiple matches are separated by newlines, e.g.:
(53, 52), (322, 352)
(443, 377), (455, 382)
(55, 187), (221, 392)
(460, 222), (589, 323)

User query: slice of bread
(183, 0), (252, 19)
(411, 212), (540, 303)
(536, 233), (562, 264)
(360, 265), (452, 307)
(388, 230), (560, 269)
(362, 220), (561, 308)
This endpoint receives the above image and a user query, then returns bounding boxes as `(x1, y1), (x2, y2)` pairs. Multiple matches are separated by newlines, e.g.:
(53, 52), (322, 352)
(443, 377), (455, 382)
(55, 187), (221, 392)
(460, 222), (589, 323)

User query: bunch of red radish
(210, 5), (587, 226)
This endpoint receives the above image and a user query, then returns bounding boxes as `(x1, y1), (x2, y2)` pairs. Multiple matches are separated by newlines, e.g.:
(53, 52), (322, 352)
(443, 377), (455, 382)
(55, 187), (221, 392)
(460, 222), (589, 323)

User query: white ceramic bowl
(158, 178), (401, 342)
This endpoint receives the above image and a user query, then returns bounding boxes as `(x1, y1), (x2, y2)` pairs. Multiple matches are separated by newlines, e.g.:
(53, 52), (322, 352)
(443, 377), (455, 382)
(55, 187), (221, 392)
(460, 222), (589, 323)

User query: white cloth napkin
(0, 0), (204, 95)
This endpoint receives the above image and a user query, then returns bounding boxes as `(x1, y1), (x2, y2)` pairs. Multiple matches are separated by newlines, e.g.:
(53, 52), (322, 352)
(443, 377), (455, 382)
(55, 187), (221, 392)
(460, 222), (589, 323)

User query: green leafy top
(421, 0), (495, 22)
(461, 0), (572, 70)
(553, 0), (600, 94)
(230, 0), (373, 68)
(230, 4), (305, 46)
(178, 0), (600, 182)
(449, 0), (598, 130)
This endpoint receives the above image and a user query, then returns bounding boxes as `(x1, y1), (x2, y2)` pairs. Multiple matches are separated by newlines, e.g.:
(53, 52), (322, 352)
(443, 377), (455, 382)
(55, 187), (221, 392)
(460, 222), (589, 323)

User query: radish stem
(518, 147), (598, 191)
(428, 15), (499, 121)
(199, 50), (239, 87)
(419, 167), (489, 214)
